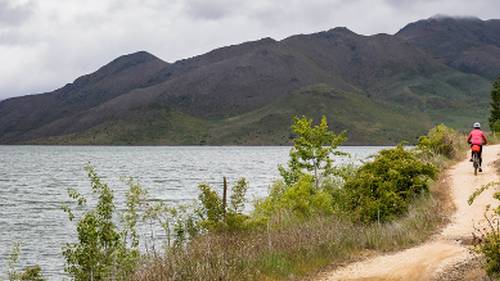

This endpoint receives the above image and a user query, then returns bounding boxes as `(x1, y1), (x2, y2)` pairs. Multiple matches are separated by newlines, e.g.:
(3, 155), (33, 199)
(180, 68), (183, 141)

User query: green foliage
(6, 242), (21, 281)
(226, 178), (251, 231)
(143, 202), (199, 248)
(489, 76), (500, 132)
(62, 164), (140, 281)
(469, 182), (500, 278)
(491, 120), (500, 135)
(3, 242), (46, 281)
(139, 181), (447, 281)
(343, 145), (437, 222)
(468, 181), (500, 215)
(253, 175), (334, 224)
(478, 228), (500, 279)
(47, 115), (469, 280)
(196, 178), (250, 232)
(15, 266), (45, 281)
(197, 183), (225, 230)
(230, 178), (249, 213)
(278, 115), (346, 188)
(417, 124), (462, 159)
(123, 178), (148, 249)
(152, 204), (198, 246)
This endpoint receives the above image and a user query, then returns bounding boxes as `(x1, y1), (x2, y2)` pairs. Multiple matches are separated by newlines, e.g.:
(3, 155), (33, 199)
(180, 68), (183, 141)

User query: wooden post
(222, 176), (228, 217)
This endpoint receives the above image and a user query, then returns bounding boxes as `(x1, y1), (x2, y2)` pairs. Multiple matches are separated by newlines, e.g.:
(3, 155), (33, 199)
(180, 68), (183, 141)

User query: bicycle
(471, 144), (481, 176)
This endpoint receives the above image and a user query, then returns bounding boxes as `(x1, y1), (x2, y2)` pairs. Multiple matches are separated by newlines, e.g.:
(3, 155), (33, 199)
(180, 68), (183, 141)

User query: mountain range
(1, 16), (499, 145)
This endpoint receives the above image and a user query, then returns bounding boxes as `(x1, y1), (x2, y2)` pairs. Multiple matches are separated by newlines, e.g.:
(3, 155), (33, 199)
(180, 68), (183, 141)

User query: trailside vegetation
(417, 123), (466, 161)
(133, 117), (462, 280)
(468, 181), (500, 279)
(342, 145), (437, 222)
(489, 76), (500, 133)
(6, 116), (465, 280)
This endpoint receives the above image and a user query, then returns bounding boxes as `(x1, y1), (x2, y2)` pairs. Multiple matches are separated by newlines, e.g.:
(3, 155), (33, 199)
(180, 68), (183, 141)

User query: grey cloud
(107, 0), (172, 12)
(0, 0), (35, 27)
(183, 0), (241, 20)
(383, 0), (434, 8)
(0, 30), (29, 45)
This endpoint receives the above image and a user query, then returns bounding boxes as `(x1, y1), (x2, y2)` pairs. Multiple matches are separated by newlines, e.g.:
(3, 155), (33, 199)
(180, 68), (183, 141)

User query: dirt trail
(318, 145), (500, 281)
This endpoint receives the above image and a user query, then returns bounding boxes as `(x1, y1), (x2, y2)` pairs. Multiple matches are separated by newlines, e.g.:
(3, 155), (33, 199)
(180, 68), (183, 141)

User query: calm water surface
(0, 146), (385, 279)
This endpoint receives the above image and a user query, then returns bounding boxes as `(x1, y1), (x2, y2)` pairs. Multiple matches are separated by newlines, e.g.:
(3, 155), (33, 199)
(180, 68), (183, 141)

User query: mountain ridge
(0, 16), (498, 145)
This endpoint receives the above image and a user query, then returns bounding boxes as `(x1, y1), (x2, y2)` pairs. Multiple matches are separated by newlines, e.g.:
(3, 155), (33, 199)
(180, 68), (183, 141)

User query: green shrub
(253, 175), (334, 225)
(197, 183), (225, 230)
(477, 225), (500, 278)
(16, 266), (45, 281)
(143, 202), (199, 248)
(417, 124), (463, 160)
(3, 242), (46, 281)
(343, 145), (437, 222)
(469, 182), (500, 278)
(196, 178), (250, 232)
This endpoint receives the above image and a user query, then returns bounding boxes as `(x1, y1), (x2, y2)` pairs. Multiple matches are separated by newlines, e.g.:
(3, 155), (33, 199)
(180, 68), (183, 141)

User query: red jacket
(467, 129), (488, 145)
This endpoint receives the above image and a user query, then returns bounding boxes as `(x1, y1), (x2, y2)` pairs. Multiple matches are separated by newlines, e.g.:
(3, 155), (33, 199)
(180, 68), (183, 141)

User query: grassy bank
(132, 123), (466, 281)
(135, 190), (448, 281)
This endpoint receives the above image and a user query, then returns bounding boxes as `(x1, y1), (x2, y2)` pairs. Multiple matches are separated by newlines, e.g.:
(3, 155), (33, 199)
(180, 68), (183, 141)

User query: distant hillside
(0, 16), (498, 145)
(396, 16), (500, 79)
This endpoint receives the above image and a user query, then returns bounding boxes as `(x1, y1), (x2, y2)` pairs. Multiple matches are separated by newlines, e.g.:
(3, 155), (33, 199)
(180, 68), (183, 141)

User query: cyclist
(467, 122), (487, 172)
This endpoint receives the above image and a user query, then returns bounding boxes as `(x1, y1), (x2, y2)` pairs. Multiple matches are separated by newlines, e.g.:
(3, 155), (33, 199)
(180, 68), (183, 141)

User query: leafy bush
(469, 181), (500, 278)
(196, 178), (250, 232)
(14, 266), (45, 281)
(343, 145), (437, 222)
(475, 219), (500, 278)
(251, 116), (345, 225)
(143, 201), (199, 248)
(417, 124), (463, 160)
(253, 175), (334, 225)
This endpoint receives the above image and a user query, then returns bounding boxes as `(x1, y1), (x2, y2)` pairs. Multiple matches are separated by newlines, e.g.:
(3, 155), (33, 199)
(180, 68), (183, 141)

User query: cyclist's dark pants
(471, 145), (483, 166)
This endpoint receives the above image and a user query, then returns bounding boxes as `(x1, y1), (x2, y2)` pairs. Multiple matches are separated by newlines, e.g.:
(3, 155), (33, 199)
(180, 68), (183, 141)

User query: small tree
(62, 165), (141, 281)
(489, 76), (500, 133)
(279, 116), (346, 188)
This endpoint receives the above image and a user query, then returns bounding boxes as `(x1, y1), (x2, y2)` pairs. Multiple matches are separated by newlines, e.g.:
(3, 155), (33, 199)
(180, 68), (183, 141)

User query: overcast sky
(0, 0), (499, 100)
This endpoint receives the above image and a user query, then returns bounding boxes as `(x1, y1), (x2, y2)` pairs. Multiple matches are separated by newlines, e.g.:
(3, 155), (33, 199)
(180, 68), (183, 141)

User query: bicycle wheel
(473, 153), (478, 176)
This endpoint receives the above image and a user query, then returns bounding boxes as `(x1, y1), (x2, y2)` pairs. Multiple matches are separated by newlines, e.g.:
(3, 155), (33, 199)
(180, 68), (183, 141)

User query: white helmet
(473, 122), (481, 129)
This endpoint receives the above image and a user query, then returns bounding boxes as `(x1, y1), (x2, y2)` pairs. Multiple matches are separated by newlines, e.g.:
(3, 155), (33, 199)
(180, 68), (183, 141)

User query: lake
(0, 146), (385, 279)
